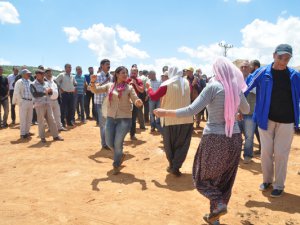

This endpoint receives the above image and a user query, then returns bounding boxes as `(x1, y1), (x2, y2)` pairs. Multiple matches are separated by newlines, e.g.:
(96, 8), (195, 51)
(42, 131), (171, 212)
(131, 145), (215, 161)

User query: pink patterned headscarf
(212, 57), (247, 137)
(108, 82), (127, 104)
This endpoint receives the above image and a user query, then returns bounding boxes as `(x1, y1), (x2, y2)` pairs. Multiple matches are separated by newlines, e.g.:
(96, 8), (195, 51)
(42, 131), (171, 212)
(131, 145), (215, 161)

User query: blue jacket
(245, 63), (300, 130)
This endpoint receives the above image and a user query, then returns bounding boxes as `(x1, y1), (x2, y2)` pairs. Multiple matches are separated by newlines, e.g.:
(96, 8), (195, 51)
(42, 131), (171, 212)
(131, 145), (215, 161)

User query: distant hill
(1, 65), (62, 77)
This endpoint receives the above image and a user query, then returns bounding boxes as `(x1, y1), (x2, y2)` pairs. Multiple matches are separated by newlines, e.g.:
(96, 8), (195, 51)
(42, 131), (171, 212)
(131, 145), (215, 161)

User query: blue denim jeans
(149, 99), (162, 133)
(74, 94), (85, 121)
(239, 114), (256, 158)
(95, 103), (107, 148)
(105, 117), (132, 167)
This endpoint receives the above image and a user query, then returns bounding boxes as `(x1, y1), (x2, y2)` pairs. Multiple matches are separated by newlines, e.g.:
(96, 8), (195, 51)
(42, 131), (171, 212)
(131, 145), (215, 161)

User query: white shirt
(7, 73), (18, 90)
(45, 78), (59, 100)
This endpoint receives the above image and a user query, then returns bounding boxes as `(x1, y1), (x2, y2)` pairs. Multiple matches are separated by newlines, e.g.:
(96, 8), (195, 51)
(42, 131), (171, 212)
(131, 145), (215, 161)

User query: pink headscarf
(108, 82), (127, 104)
(212, 57), (247, 137)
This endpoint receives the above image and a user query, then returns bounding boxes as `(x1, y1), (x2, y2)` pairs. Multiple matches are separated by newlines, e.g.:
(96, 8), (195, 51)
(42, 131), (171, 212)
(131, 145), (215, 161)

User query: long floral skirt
(192, 133), (242, 213)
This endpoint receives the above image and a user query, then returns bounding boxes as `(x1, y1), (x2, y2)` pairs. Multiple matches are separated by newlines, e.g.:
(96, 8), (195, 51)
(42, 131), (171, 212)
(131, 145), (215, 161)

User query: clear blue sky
(1, 0), (299, 74)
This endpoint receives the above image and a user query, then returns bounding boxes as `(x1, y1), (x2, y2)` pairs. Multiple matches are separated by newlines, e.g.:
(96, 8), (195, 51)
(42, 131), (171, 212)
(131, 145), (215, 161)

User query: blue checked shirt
(94, 71), (112, 105)
(22, 78), (32, 100)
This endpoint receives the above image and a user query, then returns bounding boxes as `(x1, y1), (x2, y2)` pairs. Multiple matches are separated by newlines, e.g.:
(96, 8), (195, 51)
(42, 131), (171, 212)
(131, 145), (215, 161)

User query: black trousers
(163, 123), (193, 170)
(130, 105), (138, 137)
(144, 99), (149, 123)
(9, 90), (16, 122)
(60, 92), (74, 125)
(85, 91), (96, 119)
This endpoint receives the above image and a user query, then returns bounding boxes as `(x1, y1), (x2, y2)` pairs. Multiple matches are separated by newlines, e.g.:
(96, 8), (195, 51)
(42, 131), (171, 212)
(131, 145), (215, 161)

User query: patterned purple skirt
(192, 133), (242, 213)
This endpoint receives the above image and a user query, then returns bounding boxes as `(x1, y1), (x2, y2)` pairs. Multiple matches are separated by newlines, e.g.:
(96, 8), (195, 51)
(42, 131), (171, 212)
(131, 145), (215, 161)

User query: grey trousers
(50, 100), (63, 130)
(35, 104), (59, 139)
(163, 123), (193, 170)
(19, 100), (33, 135)
(258, 120), (294, 190)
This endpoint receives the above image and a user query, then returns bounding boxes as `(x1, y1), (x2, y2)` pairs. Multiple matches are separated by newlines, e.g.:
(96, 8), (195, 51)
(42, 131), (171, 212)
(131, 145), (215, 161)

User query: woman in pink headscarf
(154, 57), (250, 224)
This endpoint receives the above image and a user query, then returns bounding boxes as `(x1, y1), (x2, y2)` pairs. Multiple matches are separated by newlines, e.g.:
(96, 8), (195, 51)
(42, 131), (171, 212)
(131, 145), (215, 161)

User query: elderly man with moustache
(238, 60), (257, 164)
(30, 69), (64, 143)
(245, 44), (300, 197)
(44, 68), (67, 132)
(12, 69), (34, 139)
(56, 64), (77, 128)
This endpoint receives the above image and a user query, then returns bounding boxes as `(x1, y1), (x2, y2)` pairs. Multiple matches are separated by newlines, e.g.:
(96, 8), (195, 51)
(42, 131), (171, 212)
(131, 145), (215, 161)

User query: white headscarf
(160, 66), (185, 96)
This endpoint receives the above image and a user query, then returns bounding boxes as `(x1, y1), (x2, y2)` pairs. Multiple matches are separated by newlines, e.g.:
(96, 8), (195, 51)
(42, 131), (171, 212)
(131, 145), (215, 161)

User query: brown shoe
(53, 136), (64, 141)
(130, 135), (137, 141)
(113, 167), (120, 175)
(172, 168), (182, 177)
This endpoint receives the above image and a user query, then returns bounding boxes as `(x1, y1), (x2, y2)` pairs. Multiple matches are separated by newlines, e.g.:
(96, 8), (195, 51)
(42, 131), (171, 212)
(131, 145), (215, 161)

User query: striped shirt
(94, 71), (112, 104)
(22, 78), (33, 100)
(7, 74), (18, 90)
(176, 81), (250, 135)
(74, 74), (85, 95)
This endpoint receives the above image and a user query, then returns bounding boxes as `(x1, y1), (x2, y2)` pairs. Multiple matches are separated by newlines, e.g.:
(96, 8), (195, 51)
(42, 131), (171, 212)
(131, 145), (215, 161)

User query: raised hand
(145, 82), (150, 90)
(90, 74), (97, 83)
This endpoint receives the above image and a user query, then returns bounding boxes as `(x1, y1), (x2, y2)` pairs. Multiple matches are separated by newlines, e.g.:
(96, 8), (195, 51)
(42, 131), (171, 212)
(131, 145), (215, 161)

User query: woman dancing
(90, 66), (143, 174)
(154, 57), (250, 224)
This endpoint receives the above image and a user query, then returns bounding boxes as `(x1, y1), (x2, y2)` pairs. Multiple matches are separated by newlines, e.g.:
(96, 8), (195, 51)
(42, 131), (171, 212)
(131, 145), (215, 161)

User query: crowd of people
(0, 44), (300, 225)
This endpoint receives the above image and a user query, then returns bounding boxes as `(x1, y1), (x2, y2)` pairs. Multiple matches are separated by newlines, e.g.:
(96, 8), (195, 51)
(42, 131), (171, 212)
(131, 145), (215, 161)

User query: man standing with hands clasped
(245, 44), (300, 197)
(30, 69), (64, 143)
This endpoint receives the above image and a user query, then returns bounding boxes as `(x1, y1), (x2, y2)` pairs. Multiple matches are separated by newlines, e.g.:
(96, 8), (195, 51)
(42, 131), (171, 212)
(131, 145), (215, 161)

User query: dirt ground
(0, 108), (299, 225)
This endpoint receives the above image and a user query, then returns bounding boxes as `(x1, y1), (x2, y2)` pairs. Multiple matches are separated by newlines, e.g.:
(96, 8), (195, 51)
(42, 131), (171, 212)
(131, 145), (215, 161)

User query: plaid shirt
(22, 78), (32, 100)
(94, 71), (112, 104)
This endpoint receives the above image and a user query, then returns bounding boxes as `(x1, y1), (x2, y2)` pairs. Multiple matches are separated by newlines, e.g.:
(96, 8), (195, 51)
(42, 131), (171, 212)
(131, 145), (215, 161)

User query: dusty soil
(0, 107), (299, 225)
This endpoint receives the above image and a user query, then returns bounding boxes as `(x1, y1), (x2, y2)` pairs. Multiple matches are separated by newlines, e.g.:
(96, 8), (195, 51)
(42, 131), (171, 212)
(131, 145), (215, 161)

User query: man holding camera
(30, 69), (64, 143)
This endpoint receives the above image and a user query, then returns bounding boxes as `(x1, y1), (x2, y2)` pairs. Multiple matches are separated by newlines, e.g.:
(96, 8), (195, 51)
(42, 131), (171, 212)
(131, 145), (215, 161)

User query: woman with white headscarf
(154, 57), (250, 224)
(147, 66), (193, 177)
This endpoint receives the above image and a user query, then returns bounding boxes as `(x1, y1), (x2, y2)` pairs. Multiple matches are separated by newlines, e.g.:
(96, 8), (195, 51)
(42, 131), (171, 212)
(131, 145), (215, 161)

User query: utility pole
(218, 41), (233, 57)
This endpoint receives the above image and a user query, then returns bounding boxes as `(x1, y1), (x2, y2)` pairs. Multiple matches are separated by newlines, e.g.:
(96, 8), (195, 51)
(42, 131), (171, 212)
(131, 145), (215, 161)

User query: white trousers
(19, 100), (33, 136)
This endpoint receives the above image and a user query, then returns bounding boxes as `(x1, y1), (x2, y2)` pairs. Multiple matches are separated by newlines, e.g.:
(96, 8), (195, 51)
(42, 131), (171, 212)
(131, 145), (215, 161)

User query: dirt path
(0, 111), (299, 225)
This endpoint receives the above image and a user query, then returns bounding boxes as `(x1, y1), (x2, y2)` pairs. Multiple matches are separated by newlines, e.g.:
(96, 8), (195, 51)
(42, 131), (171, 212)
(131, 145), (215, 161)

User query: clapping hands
(90, 74), (97, 83)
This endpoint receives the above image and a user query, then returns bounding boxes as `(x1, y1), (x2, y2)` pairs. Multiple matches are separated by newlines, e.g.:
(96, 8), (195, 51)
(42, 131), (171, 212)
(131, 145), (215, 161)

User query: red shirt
(126, 77), (143, 94)
(148, 86), (167, 101)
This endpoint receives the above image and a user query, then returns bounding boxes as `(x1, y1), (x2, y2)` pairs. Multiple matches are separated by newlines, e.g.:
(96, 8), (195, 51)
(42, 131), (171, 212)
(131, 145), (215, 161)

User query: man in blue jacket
(245, 44), (300, 198)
